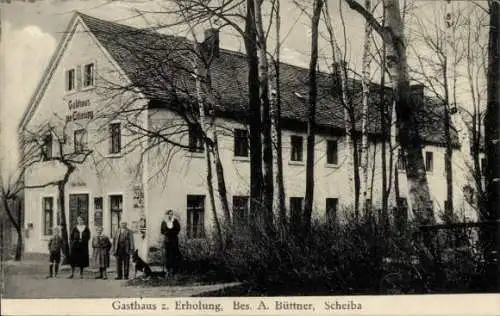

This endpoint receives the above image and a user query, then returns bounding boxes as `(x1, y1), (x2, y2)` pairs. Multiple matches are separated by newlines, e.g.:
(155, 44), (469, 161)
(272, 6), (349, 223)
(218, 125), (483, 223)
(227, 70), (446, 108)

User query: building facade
(19, 13), (480, 257)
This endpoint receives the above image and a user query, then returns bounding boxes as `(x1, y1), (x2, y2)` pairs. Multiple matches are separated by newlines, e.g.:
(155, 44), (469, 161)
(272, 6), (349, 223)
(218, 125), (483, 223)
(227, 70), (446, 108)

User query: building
(18, 13), (480, 257)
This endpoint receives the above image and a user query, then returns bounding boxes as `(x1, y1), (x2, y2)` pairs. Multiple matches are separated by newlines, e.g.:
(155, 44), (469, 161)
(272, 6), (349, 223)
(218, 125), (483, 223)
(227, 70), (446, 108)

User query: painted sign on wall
(66, 99), (94, 122)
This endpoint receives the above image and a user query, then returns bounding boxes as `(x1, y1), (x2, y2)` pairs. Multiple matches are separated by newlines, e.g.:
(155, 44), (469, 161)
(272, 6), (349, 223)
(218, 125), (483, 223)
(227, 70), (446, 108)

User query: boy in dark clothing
(47, 226), (63, 278)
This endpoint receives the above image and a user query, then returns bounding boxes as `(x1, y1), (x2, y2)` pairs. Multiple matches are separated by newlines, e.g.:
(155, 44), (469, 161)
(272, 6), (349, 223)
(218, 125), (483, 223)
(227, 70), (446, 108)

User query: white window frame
(82, 62), (96, 90)
(41, 196), (56, 238)
(66, 68), (76, 93)
(325, 138), (339, 167)
(108, 121), (122, 157)
(290, 135), (304, 163)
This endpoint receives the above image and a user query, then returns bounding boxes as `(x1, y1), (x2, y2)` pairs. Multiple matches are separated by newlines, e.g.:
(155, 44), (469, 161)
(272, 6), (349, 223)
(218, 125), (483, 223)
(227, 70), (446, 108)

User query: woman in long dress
(91, 226), (111, 279)
(160, 209), (181, 276)
(68, 216), (91, 278)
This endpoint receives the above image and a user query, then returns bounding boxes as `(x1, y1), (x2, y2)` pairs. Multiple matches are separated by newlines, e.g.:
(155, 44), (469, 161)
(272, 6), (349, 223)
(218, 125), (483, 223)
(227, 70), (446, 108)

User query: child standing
(47, 226), (63, 278)
(91, 226), (112, 279)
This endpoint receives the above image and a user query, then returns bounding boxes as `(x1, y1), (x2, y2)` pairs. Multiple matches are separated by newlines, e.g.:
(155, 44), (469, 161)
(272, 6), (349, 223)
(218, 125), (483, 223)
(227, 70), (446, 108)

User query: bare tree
(344, 0), (434, 224)
(15, 120), (93, 262)
(322, 2), (362, 217)
(269, 0), (286, 227)
(252, 0), (274, 230)
(359, 0), (373, 214)
(484, 0), (500, 290)
(302, 0), (324, 235)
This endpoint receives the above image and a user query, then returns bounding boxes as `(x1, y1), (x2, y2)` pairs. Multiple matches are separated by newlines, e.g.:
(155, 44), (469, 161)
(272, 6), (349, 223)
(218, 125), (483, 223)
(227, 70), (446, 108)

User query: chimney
(203, 28), (220, 58)
(410, 84), (424, 108)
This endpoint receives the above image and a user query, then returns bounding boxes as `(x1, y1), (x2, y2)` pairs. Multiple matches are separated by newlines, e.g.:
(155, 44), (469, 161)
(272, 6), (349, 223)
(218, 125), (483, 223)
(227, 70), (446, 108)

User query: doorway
(69, 194), (89, 228)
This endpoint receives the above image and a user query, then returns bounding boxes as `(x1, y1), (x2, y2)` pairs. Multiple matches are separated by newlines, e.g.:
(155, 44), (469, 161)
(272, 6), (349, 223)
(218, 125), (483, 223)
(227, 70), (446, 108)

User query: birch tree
(344, 0), (434, 224)
(252, 0), (274, 230)
(269, 0), (286, 227)
(359, 0), (372, 214)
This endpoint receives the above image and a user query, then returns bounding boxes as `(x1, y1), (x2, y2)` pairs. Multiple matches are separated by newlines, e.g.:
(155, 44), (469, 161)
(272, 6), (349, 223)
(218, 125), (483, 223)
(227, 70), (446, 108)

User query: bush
(221, 214), (398, 294)
(149, 209), (487, 294)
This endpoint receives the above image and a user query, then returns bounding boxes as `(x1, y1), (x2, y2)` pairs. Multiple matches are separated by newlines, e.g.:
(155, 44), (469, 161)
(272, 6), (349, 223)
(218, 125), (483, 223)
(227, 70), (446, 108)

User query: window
(94, 197), (103, 228)
(234, 129), (249, 157)
(232, 196), (249, 226)
(110, 195), (122, 238)
(326, 198), (338, 224)
(74, 129), (87, 153)
(83, 63), (94, 88)
(66, 69), (75, 91)
(187, 195), (205, 239)
(395, 198), (408, 230)
(290, 135), (303, 161)
(43, 197), (54, 236)
(356, 143), (362, 166)
(289, 197), (303, 231)
(188, 124), (204, 153)
(425, 151), (433, 172)
(397, 149), (407, 170)
(365, 198), (372, 212)
(109, 123), (121, 154)
(481, 158), (487, 176)
(326, 140), (338, 165)
(42, 134), (52, 160)
(463, 185), (475, 205)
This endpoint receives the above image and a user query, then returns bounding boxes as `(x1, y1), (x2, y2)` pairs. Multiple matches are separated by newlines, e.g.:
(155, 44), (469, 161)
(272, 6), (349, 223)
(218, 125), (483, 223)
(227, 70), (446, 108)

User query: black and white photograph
(0, 0), (499, 311)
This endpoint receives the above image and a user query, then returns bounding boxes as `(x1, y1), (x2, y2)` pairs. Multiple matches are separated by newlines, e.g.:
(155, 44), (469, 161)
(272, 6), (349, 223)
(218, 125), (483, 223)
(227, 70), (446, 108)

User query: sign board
(133, 185), (144, 209)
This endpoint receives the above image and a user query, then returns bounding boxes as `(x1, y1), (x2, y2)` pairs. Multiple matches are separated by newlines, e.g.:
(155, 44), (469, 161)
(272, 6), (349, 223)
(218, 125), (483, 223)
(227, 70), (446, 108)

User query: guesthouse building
(18, 13), (481, 257)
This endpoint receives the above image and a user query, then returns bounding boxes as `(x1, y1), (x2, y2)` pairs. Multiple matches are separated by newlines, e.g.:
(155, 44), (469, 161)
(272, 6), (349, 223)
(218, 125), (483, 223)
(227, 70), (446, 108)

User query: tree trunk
(253, 0), (274, 232)
(194, 65), (224, 250)
(443, 102), (454, 221)
(212, 133), (231, 229)
(337, 62), (356, 218)
(271, 0), (286, 229)
(2, 197), (22, 261)
(57, 180), (70, 264)
(351, 121), (361, 217)
(378, 16), (390, 216)
(486, 0), (500, 222)
(345, 0), (433, 224)
(15, 225), (22, 261)
(303, 0), (324, 236)
(385, 0), (432, 223)
(245, 0), (264, 222)
(484, 0), (500, 291)
(15, 199), (22, 261)
(204, 59), (233, 232)
(206, 149), (224, 251)
(360, 0), (372, 215)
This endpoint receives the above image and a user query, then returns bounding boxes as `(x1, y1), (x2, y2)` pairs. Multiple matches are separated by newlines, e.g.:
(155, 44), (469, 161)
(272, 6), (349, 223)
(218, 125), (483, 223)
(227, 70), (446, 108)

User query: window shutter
(76, 65), (82, 90)
(108, 125), (113, 154)
(92, 62), (96, 86)
(65, 70), (69, 91)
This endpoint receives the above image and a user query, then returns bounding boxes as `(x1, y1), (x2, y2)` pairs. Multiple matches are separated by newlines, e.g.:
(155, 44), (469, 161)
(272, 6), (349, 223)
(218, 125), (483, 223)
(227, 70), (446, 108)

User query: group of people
(46, 210), (181, 279)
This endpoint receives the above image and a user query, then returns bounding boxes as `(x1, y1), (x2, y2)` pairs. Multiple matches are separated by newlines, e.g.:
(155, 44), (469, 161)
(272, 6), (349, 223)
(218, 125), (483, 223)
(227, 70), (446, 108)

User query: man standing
(112, 221), (134, 280)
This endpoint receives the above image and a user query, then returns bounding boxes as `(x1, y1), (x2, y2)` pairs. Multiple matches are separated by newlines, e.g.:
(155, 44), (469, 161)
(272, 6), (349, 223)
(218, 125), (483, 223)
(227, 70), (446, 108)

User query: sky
(0, 0), (487, 177)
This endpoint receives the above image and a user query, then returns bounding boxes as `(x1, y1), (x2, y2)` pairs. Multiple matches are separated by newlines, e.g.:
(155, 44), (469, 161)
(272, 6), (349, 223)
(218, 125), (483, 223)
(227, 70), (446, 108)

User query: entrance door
(69, 194), (89, 228)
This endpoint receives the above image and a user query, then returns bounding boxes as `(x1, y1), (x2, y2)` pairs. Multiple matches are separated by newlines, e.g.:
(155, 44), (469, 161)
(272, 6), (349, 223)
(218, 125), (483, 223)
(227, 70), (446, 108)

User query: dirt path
(1, 254), (238, 298)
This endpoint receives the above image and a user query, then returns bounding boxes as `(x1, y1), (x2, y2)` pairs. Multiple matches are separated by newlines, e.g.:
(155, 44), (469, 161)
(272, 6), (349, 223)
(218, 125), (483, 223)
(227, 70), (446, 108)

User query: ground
(1, 253), (239, 298)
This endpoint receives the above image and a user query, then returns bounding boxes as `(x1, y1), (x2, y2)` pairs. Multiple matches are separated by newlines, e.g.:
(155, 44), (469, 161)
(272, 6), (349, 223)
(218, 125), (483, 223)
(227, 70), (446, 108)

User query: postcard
(1, 0), (499, 315)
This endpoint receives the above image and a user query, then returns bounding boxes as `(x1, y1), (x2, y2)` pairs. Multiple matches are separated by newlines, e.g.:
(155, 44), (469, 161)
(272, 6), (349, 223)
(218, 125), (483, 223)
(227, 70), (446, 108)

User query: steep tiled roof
(79, 13), (458, 146)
